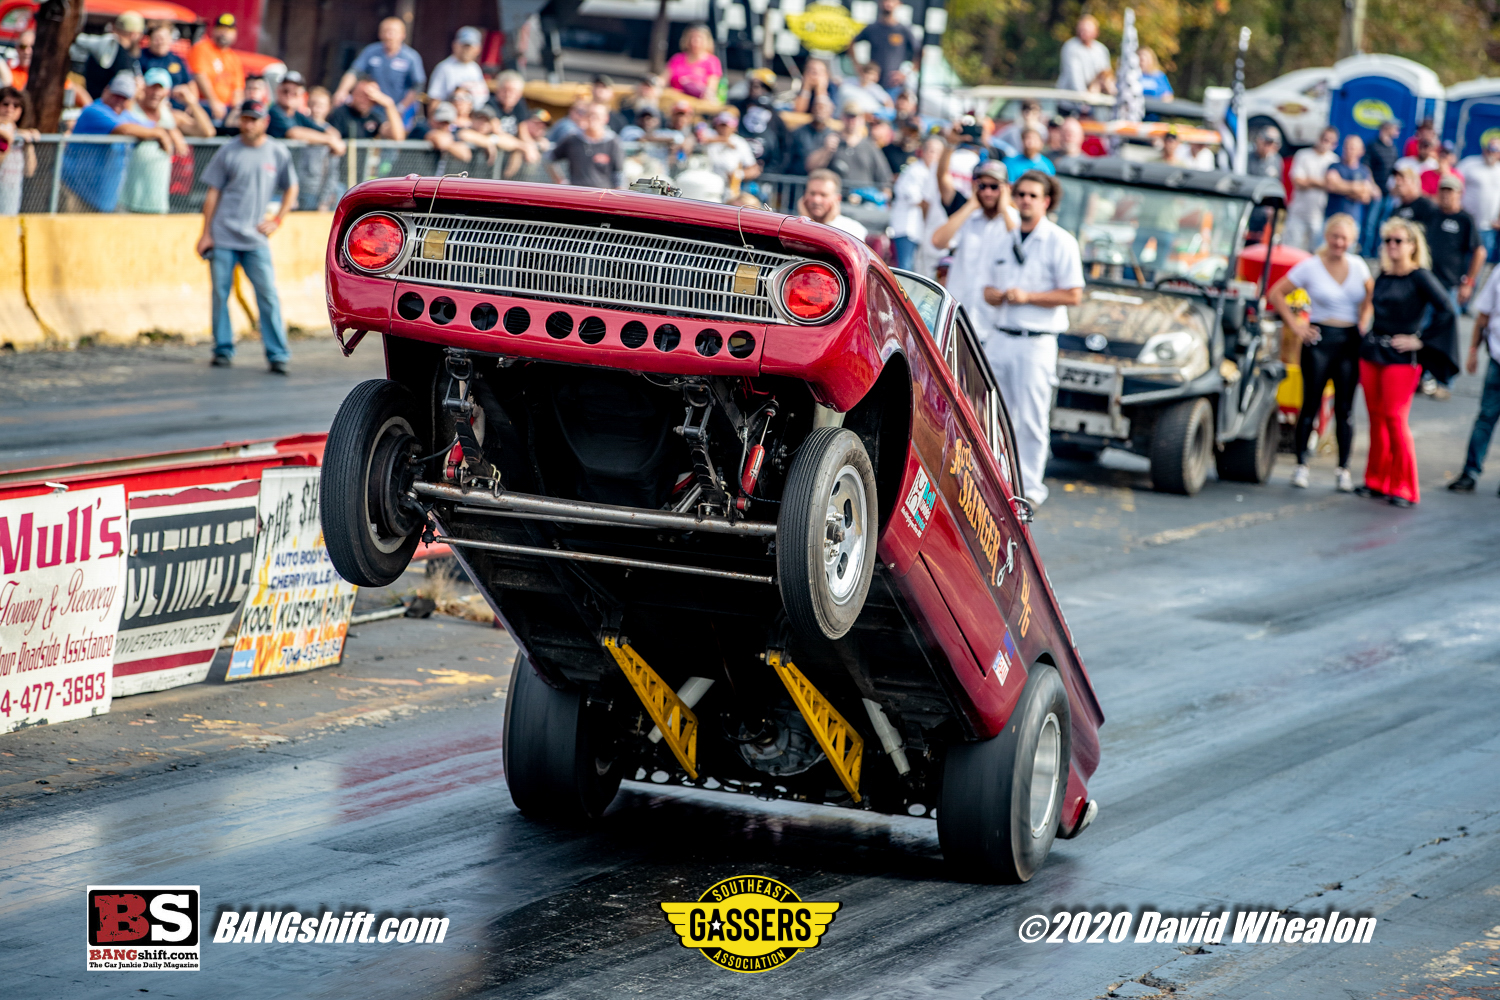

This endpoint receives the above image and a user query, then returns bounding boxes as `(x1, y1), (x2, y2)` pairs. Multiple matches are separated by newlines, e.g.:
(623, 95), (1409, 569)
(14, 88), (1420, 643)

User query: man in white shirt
(1447, 266), (1500, 492)
(891, 136), (945, 273)
(1285, 126), (1339, 250)
(798, 170), (868, 240)
(1458, 138), (1500, 266)
(426, 27), (487, 103)
(1056, 16), (1111, 94)
(982, 170), (1085, 505)
(931, 161), (1018, 330)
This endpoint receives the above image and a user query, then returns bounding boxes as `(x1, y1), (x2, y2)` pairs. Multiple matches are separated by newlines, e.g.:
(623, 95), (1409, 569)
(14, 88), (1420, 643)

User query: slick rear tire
(777, 427), (878, 642)
(1216, 402), (1278, 484)
(321, 379), (423, 587)
(938, 665), (1071, 883)
(1149, 397), (1214, 496)
(503, 652), (623, 823)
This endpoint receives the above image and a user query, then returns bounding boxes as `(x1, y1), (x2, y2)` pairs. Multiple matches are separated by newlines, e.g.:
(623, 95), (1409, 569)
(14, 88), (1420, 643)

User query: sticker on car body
(901, 465), (936, 539)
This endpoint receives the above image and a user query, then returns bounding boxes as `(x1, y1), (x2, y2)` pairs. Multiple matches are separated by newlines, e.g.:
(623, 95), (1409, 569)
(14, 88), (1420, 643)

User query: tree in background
(24, 0), (83, 131)
(945, 0), (1500, 98)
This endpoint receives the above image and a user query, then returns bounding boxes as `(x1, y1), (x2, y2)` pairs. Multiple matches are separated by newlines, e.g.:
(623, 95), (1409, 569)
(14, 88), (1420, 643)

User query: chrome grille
(393, 213), (796, 323)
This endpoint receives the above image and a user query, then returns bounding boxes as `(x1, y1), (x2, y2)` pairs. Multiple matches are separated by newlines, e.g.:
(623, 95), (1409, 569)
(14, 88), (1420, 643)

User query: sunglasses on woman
(1383, 237), (1407, 245)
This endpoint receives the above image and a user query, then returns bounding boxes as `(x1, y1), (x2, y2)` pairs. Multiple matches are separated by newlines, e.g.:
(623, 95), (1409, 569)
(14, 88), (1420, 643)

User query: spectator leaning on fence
(61, 72), (171, 214)
(506, 110), (552, 182)
(0, 87), (38, 216)
(335, 17), (425, 114)
(492, 71), (529, 134)
(71, 10), (145, 100)
(121, 67), (188, 214)
(549, 103), (622, 189)
(189, 14), (245, 125)
(427, 27), (486, 104)
(327, 76), (405, 141)
(196, 100), (297, 374)
(269, 71), (345, 156)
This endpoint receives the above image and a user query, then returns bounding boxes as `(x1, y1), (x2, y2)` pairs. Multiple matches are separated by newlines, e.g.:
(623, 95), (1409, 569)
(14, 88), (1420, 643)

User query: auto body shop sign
(0, 486), (128, 732)
(227, 467), (355, 680)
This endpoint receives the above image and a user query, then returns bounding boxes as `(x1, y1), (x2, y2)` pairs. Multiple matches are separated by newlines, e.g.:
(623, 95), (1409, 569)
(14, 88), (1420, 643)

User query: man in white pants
(982, 170), (1084, 505)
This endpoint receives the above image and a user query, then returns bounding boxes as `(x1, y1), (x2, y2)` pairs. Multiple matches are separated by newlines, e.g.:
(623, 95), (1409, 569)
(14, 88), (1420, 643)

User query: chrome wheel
(1029, 712), (1062, 838)
(822, 464), (868, 605)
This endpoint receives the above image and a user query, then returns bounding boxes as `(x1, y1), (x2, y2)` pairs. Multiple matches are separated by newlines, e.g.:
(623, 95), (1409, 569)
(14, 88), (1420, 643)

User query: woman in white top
(1268, 213), (1375, 491)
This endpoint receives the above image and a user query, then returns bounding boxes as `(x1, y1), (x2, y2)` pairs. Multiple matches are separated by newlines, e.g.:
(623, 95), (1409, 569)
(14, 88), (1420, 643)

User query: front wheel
(1149, 397), (1214, 495)
(938, 665), (1071, 883)
(503, 652), (623, 822)
(321, 379), (424, 586)
(777, 427), (878, 642)
(1216, 401), (1278, 483)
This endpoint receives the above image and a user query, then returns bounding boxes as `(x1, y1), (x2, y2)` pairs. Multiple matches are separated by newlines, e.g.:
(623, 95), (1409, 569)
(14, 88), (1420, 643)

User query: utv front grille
(391, 213), (798, 324)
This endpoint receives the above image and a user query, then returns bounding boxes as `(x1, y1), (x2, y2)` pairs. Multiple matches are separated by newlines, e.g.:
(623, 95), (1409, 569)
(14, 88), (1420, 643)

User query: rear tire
(1149, 397), (1214, 495)
(321, 379), (424, 586)
(777, 427), (878, 642)
(938, 665), (1071, 883)
(1216, 402), (1278, 483)
(503, 652), (623, 822)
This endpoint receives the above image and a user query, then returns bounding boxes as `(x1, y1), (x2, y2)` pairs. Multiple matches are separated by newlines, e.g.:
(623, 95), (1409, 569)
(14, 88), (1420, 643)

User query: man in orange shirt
(189, 13), (245, 124)
(9, 28), (32, 90)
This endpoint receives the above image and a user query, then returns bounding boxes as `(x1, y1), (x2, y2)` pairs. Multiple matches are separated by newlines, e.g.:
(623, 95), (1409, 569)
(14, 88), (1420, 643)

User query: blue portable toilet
(1443, 79), (1500, 158)
(1327, 54), (1444, 150)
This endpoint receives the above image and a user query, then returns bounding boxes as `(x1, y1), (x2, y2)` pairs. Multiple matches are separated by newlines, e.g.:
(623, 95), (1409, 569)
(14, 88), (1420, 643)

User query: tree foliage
(943, 0), (1500, 98)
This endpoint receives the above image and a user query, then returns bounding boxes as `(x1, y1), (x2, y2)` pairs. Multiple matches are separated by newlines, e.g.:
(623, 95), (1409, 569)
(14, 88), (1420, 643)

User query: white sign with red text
(0, 486), (128, 732)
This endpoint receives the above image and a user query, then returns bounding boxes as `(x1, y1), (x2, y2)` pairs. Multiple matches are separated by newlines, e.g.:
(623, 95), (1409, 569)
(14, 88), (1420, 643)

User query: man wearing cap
(61, 71), (172, 213)
(1429, 173), (1484, 324)
(1459, 138), (1500, 268)
(122, 67), (189, 214)
(335, 17), (425, 114)
(930, 160), (1017, 328)
(982, 171), (1085, 505)
(196, 100), (297, 374)
(70, 11), (145, 99)
(737, 69), (791, 175)
(427, 27), (487, 104)
(189, 14), (245, 124)
(270, 71), (345, 209)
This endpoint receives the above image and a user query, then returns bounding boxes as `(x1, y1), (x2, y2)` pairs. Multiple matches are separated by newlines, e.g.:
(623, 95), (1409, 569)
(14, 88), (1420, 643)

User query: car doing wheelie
(1048, 158), (1288, 494)
(319, 176), (1103, 882)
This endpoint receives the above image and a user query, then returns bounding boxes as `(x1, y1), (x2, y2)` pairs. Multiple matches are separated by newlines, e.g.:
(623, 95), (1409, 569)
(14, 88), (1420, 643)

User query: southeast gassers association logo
(660, 876), (839, 972)
(87, 886), (200, 971)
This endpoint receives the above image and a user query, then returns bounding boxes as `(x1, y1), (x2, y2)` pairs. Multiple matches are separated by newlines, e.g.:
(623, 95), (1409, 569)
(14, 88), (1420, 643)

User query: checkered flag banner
(1114, 8), (1144, 124)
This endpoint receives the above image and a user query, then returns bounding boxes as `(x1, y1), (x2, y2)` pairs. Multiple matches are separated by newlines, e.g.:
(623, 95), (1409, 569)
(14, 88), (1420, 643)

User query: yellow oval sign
(1481, 127), (1500, 150)
(785, 4), (863, 52)
(1352, 98), (1395, 129)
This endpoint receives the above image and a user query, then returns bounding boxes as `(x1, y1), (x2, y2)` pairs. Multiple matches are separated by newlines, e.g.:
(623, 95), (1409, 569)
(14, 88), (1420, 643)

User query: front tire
(321, 379), (424, 586)
(938, 665), (1071, 883)
(1149, 397), (1214, 495)
(503, 652), (623, 822)
(1216, 402), (1278, 483)
(777, 427), (878, 642)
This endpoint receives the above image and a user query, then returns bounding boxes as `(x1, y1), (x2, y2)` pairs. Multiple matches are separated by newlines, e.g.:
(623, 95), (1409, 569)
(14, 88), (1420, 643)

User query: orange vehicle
(0, 0), (283, 77)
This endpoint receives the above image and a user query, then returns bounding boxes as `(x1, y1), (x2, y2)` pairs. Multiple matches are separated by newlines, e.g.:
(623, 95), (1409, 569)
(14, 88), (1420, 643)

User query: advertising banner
(113, 481), (261, 697)
(0, 486), (128, 732)
(227, 467), (355, 681)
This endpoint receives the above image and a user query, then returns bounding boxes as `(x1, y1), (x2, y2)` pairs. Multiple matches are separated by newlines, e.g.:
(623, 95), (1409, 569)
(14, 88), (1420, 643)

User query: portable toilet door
(1328, 54), (1444, 151)
(1444, 79), (1500, 159)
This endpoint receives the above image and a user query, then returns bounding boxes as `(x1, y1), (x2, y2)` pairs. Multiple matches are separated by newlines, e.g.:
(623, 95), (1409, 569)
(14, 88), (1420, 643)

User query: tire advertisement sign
(227, 467), (355, 681)
(112, 481), (261, 697)
(0, 486), (128, 733)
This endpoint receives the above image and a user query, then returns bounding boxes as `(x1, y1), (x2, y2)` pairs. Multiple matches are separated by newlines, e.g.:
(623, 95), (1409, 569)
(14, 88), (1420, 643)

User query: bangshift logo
(86, 885), (200, 971)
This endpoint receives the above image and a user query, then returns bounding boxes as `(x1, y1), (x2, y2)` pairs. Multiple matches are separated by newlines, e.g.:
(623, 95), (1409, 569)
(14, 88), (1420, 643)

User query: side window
(947, 311), (1024, 491)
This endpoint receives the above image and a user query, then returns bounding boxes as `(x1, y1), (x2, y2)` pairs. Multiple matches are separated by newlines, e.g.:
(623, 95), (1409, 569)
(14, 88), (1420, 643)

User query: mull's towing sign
(0, 486), (128, 732)
(227, 467), (355, 680)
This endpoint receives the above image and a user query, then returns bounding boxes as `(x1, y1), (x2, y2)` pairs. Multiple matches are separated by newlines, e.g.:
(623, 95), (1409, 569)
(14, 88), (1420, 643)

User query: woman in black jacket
(1358, 217), (1459, 506)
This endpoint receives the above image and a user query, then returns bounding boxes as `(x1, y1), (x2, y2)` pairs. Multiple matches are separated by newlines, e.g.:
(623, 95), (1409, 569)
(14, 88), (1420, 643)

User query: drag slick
(319, 176), (1103, 882)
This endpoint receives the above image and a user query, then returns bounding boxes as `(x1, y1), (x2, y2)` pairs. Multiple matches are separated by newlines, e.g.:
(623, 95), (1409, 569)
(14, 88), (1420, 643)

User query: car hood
(1066, 287), (1211, 345)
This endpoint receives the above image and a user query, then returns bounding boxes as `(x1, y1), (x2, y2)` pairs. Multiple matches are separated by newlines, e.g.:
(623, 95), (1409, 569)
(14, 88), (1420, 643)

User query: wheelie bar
(602, 633), (700, 779)
(765, 649), (865, 803)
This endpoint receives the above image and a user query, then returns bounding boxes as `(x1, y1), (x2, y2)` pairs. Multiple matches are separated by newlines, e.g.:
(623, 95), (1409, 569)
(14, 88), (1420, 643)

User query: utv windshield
(1053, 178), (1252, 286)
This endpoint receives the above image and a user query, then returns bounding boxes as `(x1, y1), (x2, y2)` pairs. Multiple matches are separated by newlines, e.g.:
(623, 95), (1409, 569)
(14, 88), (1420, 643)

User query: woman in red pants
(1358, 217), (1459, 507)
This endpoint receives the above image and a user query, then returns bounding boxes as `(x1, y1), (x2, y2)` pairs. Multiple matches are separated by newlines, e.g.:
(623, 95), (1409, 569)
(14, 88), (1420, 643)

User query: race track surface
(1, 339), (1497, 999)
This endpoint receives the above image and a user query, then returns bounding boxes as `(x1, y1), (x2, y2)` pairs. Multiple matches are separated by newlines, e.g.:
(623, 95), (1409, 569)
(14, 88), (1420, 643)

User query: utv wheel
(938, 665), (1071, 883)
(1050, 441), (1101, 463)
(777, 427), (877, 642)
(1149, 397), (1214, 495)
(503, 652), (623, 822)
(321, 379), (424, 587)
(1216, 402), (1278, 484)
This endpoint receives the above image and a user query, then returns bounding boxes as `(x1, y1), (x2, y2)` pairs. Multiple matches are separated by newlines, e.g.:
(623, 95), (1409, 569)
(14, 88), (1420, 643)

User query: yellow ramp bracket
(602, 633), (699, 779)
(766, 649), (864, 802)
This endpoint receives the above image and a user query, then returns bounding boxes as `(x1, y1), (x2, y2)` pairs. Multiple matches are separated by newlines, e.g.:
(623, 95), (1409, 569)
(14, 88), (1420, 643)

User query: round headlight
(776, 262), (844, 324)
(345, 213), (406, 273)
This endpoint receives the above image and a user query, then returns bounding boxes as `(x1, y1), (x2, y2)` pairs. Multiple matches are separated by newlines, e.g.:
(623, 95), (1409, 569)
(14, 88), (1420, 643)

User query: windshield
(1053, 178), (1251, 286)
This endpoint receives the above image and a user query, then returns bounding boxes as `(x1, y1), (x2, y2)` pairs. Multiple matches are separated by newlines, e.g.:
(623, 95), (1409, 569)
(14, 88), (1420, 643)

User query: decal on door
(901, 465), (937, 538)
(989, 627), (1020, 686)
(1018, 569), (1034, 638)
(946, 438), (1003, 580)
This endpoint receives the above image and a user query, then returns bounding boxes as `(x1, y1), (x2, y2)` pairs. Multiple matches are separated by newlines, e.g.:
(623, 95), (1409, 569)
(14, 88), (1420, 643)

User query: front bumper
(1052, 357), (1131, 440)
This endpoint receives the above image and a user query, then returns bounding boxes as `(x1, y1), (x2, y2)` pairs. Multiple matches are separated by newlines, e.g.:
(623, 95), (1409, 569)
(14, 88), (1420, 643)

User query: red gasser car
(320, 176), (1104, 882)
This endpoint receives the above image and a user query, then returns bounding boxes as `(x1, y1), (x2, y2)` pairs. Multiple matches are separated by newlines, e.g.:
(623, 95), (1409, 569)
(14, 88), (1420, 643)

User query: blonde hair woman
(1356, 216), (1458, 506)
(1268, 213), (1373, 491)
(665, 24), (721, 99)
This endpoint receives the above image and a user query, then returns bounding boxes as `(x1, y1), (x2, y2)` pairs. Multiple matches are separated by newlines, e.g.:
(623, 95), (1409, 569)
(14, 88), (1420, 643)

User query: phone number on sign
(1, 671), (108, 718)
